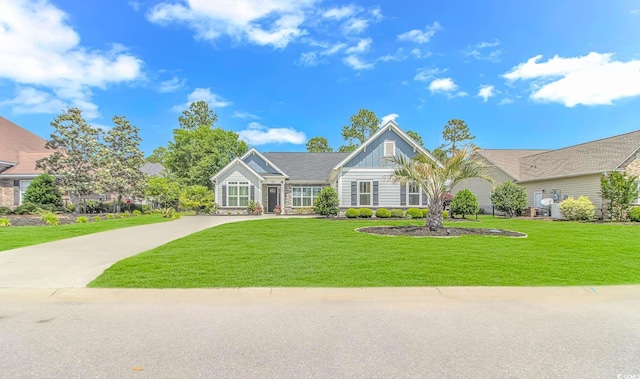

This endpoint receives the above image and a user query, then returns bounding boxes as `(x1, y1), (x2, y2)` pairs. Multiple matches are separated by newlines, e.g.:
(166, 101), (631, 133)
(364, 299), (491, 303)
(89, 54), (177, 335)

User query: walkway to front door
(267, 186), (279, 213)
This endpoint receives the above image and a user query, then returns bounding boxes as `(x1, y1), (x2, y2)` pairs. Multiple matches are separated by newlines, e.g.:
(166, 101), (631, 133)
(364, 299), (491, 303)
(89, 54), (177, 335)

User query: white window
(384, 140), (396, 157)
(358, 181), (372, 206)
(637, 181), (640, 204)
(408, 183), (420, 206)
(19, 180), (32, 205)
(293, 187), (322, 207)
(227, 181), (249, 207)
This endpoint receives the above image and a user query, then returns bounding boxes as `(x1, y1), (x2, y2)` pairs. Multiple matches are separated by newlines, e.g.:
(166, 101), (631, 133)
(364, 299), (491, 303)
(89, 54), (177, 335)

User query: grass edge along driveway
(0, 214), (173, 252)
(90, 217), (640, 287)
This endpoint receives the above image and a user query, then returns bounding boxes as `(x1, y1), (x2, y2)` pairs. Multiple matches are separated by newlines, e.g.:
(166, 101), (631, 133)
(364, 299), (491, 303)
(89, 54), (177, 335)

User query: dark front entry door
(267, 187), (279, 213)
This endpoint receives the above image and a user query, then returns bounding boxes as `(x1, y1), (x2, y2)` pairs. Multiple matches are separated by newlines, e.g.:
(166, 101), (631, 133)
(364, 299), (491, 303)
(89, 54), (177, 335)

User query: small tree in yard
(23, 173), (63, 208)
(600, 171), (638, 222)
(179, 185), (215, 215)
(450, 189), (478, 218)
(490, 181), (527, 218)
(314, 187), (339, 216)
(146, 176), (181, 209)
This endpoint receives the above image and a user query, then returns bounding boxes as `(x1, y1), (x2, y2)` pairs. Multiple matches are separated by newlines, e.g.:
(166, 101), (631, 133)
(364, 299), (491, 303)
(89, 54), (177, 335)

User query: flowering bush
(559, 196), (595, 221)
(274, 204), (282, 215)
(247, 201), (263, 215)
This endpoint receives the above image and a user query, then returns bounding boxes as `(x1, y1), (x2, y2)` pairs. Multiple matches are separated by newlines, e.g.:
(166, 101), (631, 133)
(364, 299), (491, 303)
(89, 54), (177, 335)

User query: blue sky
(1, 0), (640, 155)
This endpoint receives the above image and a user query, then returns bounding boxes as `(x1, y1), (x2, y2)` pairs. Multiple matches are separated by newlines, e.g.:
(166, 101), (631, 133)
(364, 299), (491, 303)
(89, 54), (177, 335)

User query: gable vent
(384, 141), (396, 157)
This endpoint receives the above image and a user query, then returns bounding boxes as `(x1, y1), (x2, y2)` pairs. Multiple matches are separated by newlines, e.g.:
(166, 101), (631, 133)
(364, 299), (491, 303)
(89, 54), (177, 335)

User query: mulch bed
(356, 225), (526, 238)
(4, 214), (93, 227)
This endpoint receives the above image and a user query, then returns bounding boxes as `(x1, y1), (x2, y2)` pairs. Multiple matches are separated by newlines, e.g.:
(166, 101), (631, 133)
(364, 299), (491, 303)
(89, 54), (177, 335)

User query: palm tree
(386, 149), (492, 231)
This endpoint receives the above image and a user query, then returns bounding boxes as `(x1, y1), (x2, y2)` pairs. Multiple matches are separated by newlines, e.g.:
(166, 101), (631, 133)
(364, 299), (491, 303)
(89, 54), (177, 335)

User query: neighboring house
(455, 130), (640, 215)
(140, 162), (165, 177)
(211, 121), (438, 214)
(0, 116), (51, 209)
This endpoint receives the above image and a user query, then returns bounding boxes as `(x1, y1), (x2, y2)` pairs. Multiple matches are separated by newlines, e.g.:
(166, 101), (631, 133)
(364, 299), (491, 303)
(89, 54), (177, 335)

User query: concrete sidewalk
(0, 215), (262, 288)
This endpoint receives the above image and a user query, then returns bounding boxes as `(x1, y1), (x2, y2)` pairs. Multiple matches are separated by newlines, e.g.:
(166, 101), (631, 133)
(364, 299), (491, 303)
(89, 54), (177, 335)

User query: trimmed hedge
(390, 209), (405, 218)
(375, 208), (391, 218)
(345, 208), (359, 218)
(421, 209), (429, 218)
(627, 207), (640, 222)
(406, 208), (423, 219)
(358, 208), (373, 218)
(76, 216), (88, 224)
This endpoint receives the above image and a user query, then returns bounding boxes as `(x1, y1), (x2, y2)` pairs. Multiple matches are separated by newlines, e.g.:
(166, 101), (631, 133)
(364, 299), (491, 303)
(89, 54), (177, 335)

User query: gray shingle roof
(477, 149), (549, 180)
(518, 130), (640, 182)
(262, 152), (350, 181)
(141, 163), (165, 177)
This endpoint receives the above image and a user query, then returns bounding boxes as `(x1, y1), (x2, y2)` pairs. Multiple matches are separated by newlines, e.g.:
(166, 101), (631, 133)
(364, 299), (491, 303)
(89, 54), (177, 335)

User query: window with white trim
(384, 140), (396, 157)
(293, 186), (322, 207)
(358, 181), (372, 206)
(227, 181), (249, 207)
(19, 180), (32, 205)
(408, 183), (420, 206)
(637, 181), (640, 204)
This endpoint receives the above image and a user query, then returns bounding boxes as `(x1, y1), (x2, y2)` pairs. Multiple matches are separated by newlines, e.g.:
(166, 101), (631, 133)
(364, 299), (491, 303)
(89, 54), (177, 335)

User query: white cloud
(380, 113), (399, 124)
(477, 85), (496, 102)
(322, 5), (357, 20)
(410, 48), (432, 59)
(345, 38), (372, 54)
(498, 98), (514, 106)
(429, 78), (467, 98)
(296, 51), (320, 66)
(397, 22), (441, 44)
(378, 48), (406, 62)
(147, 0), (317, 49)
(238, 122), (306, 145)
(296, 42), (346, 66)
(503, 52), (640, 106)
(0, 0), (144, 118)
(128, 1), (142, 11)
(0, 87), (67, 115)
(172, 88), (232, 111)
(414, 67), (447, 82)
(343, 55), (373, 70)
(232, 110), (259, 119)
(464, 39), (501, 62)
(631, 9), (639, 14)
(158, 76), (186, 93)
(343, 18), (369, 34)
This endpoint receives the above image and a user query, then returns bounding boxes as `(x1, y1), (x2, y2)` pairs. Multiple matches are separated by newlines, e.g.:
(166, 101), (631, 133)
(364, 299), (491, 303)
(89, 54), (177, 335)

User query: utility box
(550, 203), (562, 219)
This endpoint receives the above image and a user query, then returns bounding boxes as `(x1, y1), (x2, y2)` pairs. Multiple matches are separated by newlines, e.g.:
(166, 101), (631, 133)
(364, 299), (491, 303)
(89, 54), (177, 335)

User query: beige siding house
(456, 130), (640, 217)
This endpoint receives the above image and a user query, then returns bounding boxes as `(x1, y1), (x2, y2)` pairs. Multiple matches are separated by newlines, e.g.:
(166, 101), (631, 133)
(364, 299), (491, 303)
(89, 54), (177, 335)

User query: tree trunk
(426, 202), (444, 231)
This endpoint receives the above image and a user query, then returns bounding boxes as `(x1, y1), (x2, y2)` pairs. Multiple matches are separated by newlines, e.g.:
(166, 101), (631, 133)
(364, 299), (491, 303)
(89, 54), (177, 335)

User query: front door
(267, 187), (279, 213)
(534, 192), (543, 208)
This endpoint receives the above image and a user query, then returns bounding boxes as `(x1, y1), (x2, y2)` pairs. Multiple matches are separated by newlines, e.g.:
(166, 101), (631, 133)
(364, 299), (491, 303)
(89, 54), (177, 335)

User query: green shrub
(118, 213), (128, 219)
(172, 212), (181, 220)
(390, 209), (405, 218)
(628, 207), (640, 222)
(105, 213), (115, 219)
(41, 211), (60, 226)
(442, 210), (449, 218)
(13, 203), (38, 215)
(66, 203), (76, 213)
(314, 187), (340, 217)
(450, 189), (479, 218)
(0, 206), (11, 215)
(76, 216), (88, 223)
(358, 208), (373, 218)
(141, 204), (151, 214)
(247, 200), (263, 215)
(23, 173), (63, 208)
(0, 218), (10, 227)
(161, 207), (175, 218)
(93, 215), (102, 222)
(421, 209), (429, 218)
(294, 207), (314, 215)
(345, 208), (358, 218)
(406, 208), (423, 219)
(132, 210), (142, 216)
(559, 196), (595, 221)
(491, 181), (527, 218)
(375, 208), (391, 218)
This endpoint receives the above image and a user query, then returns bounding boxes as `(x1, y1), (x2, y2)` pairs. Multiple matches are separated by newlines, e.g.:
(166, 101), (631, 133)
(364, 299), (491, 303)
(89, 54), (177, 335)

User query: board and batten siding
(214, 164), (262, 207)
(344, 129), (418, 168)
(451, 156), (512, 212)
(521, 173), (603, 214)
(339, 168), (400, 207)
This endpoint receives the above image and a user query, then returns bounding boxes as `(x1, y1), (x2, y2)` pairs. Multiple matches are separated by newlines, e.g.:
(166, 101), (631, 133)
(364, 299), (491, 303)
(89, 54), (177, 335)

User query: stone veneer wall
(625, 158), (640, 177)
(283, 183), (324, 215)
(0, 179), (14, 209)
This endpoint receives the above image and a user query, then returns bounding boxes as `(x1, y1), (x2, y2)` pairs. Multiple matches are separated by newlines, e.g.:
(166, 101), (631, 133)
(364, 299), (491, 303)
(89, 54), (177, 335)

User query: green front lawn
(0, 214), (172, 252)
(89, 217), (640, 287)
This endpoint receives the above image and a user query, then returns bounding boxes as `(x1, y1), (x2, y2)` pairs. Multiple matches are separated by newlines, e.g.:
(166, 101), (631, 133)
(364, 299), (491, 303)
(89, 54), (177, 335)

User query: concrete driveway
(0, 287), (639, 378)
(0, 215), (261, 288)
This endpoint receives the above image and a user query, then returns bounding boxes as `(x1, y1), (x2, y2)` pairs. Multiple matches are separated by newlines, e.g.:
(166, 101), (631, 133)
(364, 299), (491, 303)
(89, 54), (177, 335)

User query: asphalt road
(1, 287), (639, 378)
